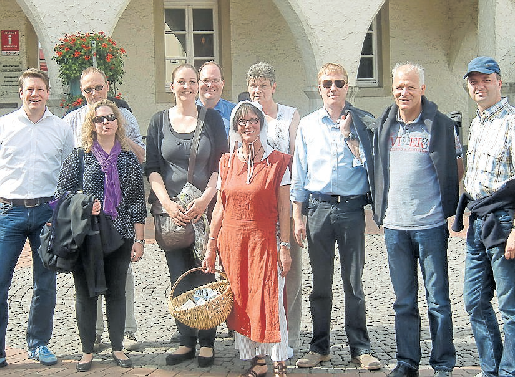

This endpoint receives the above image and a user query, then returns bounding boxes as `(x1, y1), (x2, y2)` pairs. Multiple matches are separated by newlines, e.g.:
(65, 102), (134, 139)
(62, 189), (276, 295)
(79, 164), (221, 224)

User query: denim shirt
(291, 106), (372, 203)
(196, 98), (235, 137)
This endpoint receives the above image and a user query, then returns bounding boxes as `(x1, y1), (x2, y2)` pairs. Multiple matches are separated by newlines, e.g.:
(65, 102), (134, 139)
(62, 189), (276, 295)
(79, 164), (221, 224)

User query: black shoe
(388, 364), (419, 377)
(76, 357), (93, 372)
(198, 348), (215, 368)
(112, 351), (132, 368)
(0, 357), (7, 368)
(165, 348), (195, 365)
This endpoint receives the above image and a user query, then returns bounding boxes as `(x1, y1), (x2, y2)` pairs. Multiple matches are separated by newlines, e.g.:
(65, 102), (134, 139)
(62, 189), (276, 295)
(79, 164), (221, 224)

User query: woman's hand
(185, 197), (209, 223)
(91, 199), (101, 215)
(202, 239), (217, 273)
(163, 200), (190, 226)
(131, 242), (144, 262)
(278, 245), (292, 277)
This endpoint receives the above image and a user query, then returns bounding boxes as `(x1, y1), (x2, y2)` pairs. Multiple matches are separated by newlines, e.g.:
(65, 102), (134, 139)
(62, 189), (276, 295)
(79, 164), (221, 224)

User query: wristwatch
(279, 241), (290, 249)
(134, 239), (145, 245)
(345, 132), (358, 141)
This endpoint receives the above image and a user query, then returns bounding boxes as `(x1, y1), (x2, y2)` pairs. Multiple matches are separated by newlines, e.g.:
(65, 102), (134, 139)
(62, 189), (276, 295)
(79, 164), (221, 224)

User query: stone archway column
(477, 0), (515, 104)
(15, 0), (131, 97)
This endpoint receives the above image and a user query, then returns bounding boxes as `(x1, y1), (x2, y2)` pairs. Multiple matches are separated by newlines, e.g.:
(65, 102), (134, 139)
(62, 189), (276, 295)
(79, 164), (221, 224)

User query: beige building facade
(1, 0), (515, 143)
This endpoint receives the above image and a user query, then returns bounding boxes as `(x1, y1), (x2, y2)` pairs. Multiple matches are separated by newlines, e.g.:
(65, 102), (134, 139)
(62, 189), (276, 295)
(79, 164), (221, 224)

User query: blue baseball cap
(464, 56), (501, 78)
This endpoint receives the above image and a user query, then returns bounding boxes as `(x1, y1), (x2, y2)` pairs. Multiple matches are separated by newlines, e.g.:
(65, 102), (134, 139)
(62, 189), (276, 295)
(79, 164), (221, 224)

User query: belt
(310, 193), (366, 204)
(0, 196), (53, 207)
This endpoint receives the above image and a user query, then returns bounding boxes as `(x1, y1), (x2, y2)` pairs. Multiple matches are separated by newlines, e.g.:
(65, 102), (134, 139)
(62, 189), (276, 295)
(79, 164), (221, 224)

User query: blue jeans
(0, 203), (56, 358)
(384, 225), (456, 371)
(306, 197), (371, 357)
(464, 210), (515, 377)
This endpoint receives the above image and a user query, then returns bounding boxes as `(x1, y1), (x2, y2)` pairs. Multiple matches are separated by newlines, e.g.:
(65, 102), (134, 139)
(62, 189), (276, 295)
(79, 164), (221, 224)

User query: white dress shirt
(0, 107), (74, 199)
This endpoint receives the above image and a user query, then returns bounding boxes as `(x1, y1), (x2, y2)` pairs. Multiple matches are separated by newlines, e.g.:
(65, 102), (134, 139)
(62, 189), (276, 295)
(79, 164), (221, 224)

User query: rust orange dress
(217, 150), (291, 344)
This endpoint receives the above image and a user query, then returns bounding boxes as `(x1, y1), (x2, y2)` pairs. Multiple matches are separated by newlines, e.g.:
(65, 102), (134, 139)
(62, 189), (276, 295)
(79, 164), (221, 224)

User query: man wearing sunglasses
(63, 67), (145, 352)
(291, 63), (380, 370)
(372, 63), (463, 377)
(64, 67), (145, 163)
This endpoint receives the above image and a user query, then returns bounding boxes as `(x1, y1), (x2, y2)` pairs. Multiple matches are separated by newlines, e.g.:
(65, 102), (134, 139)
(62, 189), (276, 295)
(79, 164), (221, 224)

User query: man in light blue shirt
(292, 63), (379, 370)
(196, 62), (235, 137)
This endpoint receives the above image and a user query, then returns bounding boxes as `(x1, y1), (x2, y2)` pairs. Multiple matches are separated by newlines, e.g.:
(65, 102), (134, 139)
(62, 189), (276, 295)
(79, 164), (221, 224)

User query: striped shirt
(464, 97), (515, 199)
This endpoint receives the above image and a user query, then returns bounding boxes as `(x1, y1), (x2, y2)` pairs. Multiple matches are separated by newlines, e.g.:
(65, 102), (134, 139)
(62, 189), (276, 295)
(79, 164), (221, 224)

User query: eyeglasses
(83, 85), (104, 94)
(200, 78), (221, 85)
(321, 80), (346, 89)
(93, 114), (117, 123)
(237, 118), (260, 126)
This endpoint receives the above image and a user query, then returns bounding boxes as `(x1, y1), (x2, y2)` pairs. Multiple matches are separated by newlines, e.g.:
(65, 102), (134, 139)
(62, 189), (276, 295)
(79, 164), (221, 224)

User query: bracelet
(134, 239), (145, 245)
(279, 241), (290, 249)
(208, 236), (216, 241)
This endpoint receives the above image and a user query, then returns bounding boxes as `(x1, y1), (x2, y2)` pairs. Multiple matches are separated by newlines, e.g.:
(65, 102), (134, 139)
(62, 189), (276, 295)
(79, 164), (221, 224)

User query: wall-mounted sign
(1, 30), (20, 56)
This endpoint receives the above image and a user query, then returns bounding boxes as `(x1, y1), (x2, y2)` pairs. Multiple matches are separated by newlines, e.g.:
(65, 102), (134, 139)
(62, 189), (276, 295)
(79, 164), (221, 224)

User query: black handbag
(152, 107), (208, 253)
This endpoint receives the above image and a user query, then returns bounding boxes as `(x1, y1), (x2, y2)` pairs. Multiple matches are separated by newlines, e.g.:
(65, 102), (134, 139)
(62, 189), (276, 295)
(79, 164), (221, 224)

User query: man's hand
(505, 229), (515, 259)
(293, 216), (306, 247)
(338, 111), (352, 137)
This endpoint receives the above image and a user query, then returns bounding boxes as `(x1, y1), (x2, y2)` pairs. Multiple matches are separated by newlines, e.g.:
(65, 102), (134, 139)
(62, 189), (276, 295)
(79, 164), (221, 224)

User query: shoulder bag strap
(77, 148), (85, 193)
(187, 106), (207, 183)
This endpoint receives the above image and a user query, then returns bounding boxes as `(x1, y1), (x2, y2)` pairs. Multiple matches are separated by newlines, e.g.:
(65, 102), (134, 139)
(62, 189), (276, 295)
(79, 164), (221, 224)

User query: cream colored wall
(355, 0), (479, 136)
(112, 0), (168, 132)
(229, 0), (309, 116)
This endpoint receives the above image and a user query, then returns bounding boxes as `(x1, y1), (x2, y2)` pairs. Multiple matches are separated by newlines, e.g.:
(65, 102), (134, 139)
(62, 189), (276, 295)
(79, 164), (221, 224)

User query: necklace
(238, 145), (264, 163)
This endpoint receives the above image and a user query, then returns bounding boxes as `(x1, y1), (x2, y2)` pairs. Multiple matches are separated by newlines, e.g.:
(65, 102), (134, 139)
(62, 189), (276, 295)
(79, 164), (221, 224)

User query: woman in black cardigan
(145, 63), (227, 368)
(56, 99), (146, 372)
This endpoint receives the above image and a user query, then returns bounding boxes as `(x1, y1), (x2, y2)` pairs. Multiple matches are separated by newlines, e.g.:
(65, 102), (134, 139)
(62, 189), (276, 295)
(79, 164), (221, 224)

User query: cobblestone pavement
(4, 214), (486, 376)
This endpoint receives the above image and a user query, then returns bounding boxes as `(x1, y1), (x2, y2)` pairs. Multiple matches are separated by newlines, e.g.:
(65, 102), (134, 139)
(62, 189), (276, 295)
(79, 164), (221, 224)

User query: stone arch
(271, 0), (386, 108)
(15, 0), (132, 93)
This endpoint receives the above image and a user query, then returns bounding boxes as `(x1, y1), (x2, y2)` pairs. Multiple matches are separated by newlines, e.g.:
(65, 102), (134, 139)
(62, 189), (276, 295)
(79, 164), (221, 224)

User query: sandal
(239, 356), (267, 377)
(273, 361), (287, 377)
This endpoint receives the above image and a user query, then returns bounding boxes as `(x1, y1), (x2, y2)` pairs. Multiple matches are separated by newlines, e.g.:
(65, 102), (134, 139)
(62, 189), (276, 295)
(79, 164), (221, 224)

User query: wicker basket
(169, 267), (234, 330)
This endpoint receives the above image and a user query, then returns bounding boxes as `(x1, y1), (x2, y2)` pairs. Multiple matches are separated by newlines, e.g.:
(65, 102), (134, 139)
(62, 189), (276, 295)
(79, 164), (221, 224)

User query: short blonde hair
(81, 99), (130, 152)
(318, 63), (348, 84)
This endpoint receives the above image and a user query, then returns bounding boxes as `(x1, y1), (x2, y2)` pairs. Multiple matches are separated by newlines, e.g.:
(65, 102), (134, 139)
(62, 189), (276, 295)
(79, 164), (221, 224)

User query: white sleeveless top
(267, 103), (296, 154)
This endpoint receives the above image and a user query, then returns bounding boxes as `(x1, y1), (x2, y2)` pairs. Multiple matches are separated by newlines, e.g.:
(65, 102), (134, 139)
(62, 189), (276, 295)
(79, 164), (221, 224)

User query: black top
(145, 106), (228, 202)
(56, 148), (147, 239)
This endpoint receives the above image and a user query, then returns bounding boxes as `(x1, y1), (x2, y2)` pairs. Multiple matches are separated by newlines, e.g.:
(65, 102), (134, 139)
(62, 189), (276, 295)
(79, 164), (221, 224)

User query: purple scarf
(92, 140), (122, 218)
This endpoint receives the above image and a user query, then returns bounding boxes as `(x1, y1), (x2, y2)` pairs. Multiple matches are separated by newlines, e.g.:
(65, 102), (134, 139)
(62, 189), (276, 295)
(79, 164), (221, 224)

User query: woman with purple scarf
(56, 99), (146, 372)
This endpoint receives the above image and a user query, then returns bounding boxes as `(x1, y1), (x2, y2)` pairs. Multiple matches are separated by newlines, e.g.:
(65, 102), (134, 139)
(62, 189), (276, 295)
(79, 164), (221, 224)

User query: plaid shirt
(464, 97), (515, 199)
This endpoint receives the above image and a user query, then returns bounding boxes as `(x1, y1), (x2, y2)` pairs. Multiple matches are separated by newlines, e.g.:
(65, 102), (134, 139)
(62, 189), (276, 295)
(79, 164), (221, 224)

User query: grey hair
(246, 62), (276, 86)
(392, 62), (425, 85)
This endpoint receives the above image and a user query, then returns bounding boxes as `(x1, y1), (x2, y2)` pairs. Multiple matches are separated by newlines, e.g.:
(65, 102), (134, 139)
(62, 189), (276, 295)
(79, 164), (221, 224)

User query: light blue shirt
(290, 107), (369, 202)
(196, 98), (235, 136)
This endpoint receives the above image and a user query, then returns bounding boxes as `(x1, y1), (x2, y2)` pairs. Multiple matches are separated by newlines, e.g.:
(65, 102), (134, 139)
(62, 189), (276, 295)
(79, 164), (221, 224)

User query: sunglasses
(83, 85), (104, 94)
(321, 80), (346, 89)
(93, 114), (117, 123)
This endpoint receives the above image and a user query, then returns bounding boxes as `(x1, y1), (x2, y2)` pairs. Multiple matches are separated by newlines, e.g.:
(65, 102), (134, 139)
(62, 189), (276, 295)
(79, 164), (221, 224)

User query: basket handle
(170, 267), (228, 299)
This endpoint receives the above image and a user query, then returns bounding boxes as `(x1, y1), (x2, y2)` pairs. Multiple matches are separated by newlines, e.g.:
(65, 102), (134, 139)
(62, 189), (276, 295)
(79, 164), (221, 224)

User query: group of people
(0, 54), (513, 377)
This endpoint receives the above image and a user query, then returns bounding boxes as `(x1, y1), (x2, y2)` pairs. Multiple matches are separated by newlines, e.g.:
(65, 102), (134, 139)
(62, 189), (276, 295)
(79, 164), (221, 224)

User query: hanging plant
(53, 31), (127, 92)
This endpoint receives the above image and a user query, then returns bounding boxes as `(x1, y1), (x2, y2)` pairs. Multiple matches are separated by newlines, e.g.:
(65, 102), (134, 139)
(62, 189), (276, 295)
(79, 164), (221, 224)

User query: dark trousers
(306, 197), (371, 357)
(165, 247), (216, 348)
(73, 239), (132, 353)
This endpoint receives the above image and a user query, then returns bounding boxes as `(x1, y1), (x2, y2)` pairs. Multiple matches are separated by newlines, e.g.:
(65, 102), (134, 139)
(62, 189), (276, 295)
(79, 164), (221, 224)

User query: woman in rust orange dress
(203, 101), (291, 377)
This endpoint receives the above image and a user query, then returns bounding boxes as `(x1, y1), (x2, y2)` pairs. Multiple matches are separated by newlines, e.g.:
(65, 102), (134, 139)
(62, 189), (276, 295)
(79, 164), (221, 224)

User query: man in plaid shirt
(462, 56), (515, 377)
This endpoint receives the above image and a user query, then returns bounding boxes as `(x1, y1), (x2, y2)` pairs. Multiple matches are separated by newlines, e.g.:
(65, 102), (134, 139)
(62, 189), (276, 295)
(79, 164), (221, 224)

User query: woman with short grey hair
(246, 62), (302, 355)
